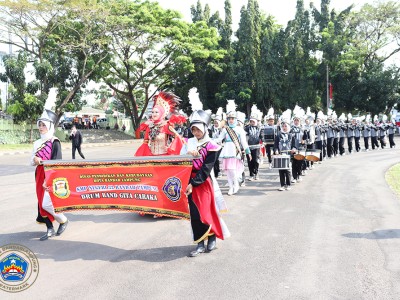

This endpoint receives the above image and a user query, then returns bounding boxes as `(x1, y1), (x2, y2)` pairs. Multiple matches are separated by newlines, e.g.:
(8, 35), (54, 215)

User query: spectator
(69, 125), (85, 159)
(92, 116), (97, 129)
(121, 124), (126, 132)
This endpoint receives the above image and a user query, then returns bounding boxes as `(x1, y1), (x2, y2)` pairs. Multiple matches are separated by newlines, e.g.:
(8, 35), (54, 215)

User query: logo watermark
(0, 244), (39, 293)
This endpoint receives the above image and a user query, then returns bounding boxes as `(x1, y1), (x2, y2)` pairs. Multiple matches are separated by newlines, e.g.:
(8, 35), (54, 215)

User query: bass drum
(305, 149), (321, 162)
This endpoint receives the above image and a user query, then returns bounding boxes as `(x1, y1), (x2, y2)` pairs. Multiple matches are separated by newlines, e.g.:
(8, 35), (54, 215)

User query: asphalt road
(1, 139), (400, 299)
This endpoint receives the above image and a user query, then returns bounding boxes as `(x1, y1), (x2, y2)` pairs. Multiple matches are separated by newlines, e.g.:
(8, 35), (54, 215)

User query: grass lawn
(386, 164), (400, 197)
(0, 144), (33, 152)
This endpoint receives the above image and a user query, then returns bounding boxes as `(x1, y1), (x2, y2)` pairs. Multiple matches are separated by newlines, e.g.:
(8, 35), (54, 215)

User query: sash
(225, 126), (242, 157)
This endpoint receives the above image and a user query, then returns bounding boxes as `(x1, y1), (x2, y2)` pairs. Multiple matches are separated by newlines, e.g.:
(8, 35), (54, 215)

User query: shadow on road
(65, 212), (177, 223)
(0, 231), (191, 262)
(342, 229), (400, 239)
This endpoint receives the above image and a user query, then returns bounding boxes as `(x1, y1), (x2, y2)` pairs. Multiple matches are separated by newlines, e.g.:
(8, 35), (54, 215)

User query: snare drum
(263, 127), (276, 144)
(305, 149), (321, 162)
(294, 148), (306, 161)
(272, 154), (291, 170)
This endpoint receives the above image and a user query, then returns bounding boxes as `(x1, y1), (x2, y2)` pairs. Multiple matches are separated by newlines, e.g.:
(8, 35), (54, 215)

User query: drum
(272, 154), (291, 170)
(263, 127), (275, 144)
(294, 148), (306, 161)
(305, 149), (321, 162)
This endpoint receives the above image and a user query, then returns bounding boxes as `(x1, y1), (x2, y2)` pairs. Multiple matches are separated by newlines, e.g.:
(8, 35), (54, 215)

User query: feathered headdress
(226, 100), (237, 119)
(266, 107), (274, 120)
(154, 90), (185, 125)
(382, 115), (388, 122)
(305, 107), (315, 120)
(292, 105), (305, 121)
(38, 87), (58, 129)
(373, 115), (378, 122)
(237, 111), (246, 124)
(153, 90), (181, 119)
(332, 111), (337, 121)
(316, 110), (325, 121)
(280, 109), (292, 124)
(347, 113), (353, 121)
(338, 113), (346, 122)
(187, 87), (209, 126)
(250, 104), (262, 121)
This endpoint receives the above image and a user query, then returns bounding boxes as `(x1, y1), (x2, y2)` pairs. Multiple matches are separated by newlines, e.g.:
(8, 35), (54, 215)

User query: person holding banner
(183, 109), (225, 257)
(135, 91), (186, 157)
(31, 109), (68, 241)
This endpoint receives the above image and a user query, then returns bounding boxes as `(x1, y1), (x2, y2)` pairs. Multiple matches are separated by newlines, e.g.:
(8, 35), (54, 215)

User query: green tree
(0, 53), (43, 141)
(0, 0), (110, 121)
(99, 0), (224, 130)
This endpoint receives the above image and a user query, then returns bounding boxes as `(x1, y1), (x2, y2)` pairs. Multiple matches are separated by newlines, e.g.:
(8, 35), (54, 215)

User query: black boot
(40, 227), (55, 241)
(207, 235), (217, 252)
(40, 218), (55, 241)
(56, 220), (69, 236)
(189, 241), (206, 257)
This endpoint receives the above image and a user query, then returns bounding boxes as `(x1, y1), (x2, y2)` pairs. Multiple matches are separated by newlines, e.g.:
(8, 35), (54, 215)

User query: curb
(0, 140), (139, 156)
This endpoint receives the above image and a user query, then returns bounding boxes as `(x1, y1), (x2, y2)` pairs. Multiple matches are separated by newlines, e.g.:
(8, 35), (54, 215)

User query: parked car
(96, 118), (108, 129)
(59, 117), (83, 130)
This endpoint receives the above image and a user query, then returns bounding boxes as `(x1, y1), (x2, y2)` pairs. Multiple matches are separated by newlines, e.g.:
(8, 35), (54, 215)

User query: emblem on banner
(0, 244), (39, 293)
(162, 177), (182, 202)
(52, 177), (70, 199)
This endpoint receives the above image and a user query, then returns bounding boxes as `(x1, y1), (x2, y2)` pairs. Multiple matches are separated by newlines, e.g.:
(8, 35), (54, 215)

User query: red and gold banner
(43, 156), (192, 220)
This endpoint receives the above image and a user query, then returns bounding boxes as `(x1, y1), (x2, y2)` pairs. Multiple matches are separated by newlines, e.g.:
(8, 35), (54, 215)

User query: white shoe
(297, 177), (302, 182)
(248, 176), (254, 181)
(233, 186), (239, 194)
(254, 175), (258, 180)
(227, 188), (233, 196)
(291, 179), (297, 184)
(285, 186), (292, 191)
(278, 187), (285, 191)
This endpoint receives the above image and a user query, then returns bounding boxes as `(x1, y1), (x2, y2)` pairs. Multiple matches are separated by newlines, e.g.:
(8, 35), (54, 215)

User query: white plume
(45, 87), (58, 110)
(267, 107), (274, 118)
(365, 115), (371, 123)
(280, 109), (292, 123)
(226, 99), (237, 114)
(339, 113), (346, 121)
(188, 87), (203, 111)
(347, 113), (352, 121)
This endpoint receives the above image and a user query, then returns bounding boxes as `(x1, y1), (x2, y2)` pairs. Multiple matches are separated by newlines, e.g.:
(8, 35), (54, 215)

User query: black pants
(279, 169), (291, 187)
(265, 144), (273, 163)
(247, 148), (260, 177)
(379, 136), (386, 148)
(333, 138), (339, 156)
(322, 140), (327, 159)
(327, 137), (334, 157)
(213, 149), (221, 177)
(371, 136), (379, 149)
(189, 197), (209, 242)
(72, 145), (85, 159)
(354, 137), (361, 152)
(389, 134), (396, 148)
(315, 141), (323, 161)
(364, 137), (369, 150)
(292, 159), (302, 180)
(339, 137), (345, 155)
(347, 136), (353, 153)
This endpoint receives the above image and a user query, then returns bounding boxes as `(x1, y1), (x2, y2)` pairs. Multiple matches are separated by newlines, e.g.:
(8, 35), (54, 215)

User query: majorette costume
(181, 109), (228, 257)
(216, 100), (251, 196)
(31, 109), (68, 241)
(135, 91), (186, 156)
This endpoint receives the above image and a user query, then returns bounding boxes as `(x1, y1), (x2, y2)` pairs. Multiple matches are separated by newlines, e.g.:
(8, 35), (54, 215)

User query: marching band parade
(30, 87), (398, 259)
